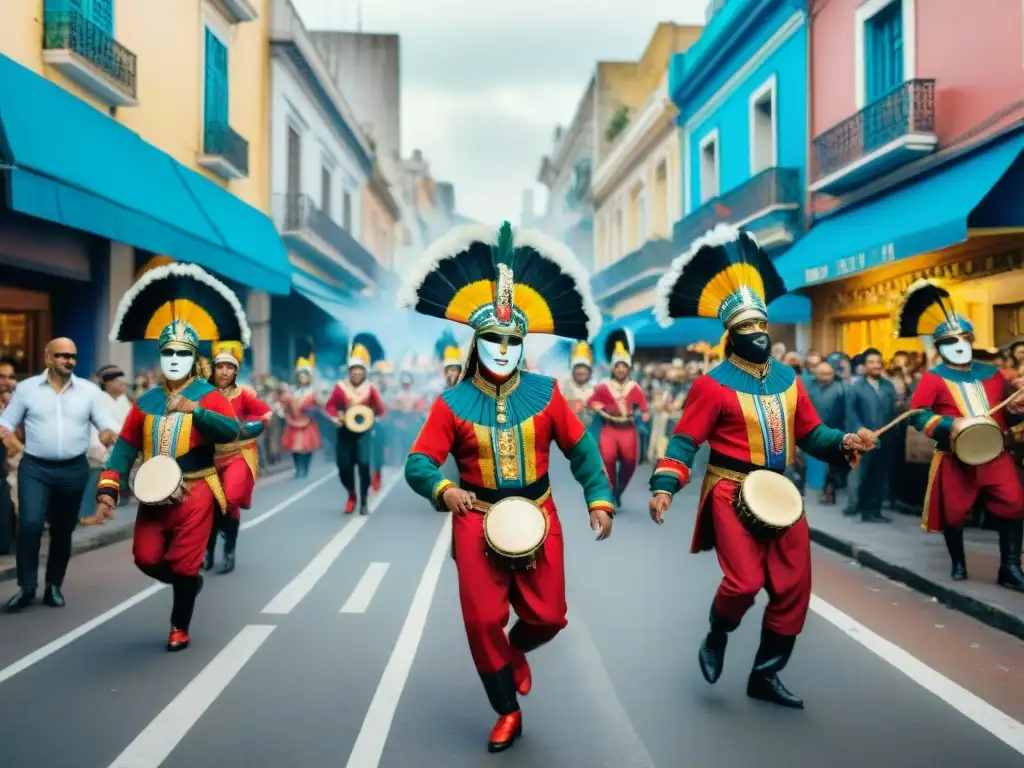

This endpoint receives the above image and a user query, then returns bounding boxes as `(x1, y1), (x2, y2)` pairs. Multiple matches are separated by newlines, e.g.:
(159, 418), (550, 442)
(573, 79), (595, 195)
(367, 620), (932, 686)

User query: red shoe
(371, 470), (382, 492)
(344, 496), (356, 514)
(487, 710), (522, 753)
(166, 627), (190, 652)
(511, 649), (532, 696)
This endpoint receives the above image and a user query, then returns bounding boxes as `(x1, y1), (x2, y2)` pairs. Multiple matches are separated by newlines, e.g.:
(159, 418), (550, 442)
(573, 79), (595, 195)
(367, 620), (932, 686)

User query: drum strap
(709, 451), (784, 478)
(461, 475), (551, 505)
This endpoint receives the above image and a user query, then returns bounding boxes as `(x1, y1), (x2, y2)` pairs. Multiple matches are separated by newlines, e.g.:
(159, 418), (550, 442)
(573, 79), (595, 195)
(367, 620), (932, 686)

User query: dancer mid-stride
(280, 348), (322, 478)
(325, 333), (387, 515)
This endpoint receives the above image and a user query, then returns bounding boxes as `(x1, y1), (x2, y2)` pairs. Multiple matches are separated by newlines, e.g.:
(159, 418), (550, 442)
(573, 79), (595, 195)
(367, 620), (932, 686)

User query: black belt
(177, 445), (215, 474)
(460, 474), (551, 505)
(709, 451), (783, 477)
(23, 453), (86, 466)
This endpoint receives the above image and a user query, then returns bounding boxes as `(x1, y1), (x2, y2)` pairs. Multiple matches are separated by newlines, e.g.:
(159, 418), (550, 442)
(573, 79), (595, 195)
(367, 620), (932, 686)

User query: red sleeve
(909, 371), (940, 410)
(242, 388), (272, 422)
(630, 383), (649, 411)
(97, 403), (146, 498)
(409, 397), (455, 465)
(324, 385), (346, 417)
(198, 389), (236, 417)
(586, 382), (611, 409)
(549, 381), (586, 453)
(671, 374), (722, 445)
(792, 376), (824, 441)
(370, 386), (387, 416)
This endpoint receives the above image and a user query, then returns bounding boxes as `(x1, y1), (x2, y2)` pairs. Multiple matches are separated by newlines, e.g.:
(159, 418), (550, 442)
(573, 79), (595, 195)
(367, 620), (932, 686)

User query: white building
(269, 0), (379, 293)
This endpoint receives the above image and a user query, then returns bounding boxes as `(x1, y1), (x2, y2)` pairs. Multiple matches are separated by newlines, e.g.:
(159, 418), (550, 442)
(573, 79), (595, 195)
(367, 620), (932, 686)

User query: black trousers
(852, 439), (890, 516)
(336, 431), (370, 507)
(16, 454), (89, 590)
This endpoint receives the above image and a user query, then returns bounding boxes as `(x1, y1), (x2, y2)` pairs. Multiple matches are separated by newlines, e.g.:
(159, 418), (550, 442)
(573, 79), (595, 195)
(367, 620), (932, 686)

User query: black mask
(730, 330), (772, 365)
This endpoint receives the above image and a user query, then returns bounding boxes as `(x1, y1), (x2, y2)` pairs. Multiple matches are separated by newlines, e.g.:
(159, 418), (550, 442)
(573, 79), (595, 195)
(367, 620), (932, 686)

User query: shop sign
(804, 241), (896, 285)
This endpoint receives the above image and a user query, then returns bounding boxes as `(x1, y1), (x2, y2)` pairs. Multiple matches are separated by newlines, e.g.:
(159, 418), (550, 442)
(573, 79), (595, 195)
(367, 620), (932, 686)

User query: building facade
(590, 23), (701, 328)
(774, 0), (1024, 356)
(0, 0), (291, 377)
(536, 82), (596, 271)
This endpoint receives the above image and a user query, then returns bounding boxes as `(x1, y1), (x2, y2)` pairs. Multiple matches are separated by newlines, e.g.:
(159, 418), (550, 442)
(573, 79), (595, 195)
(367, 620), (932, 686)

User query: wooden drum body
(132, 455), (186, 507)
(344, 404), (375, 434)
(733, 470), (804, 540)
(950, 416), (1003, 467)
(482, 497), (549, 570)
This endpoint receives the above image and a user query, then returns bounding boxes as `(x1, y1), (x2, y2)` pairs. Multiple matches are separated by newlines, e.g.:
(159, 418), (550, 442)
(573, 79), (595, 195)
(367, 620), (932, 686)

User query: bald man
(0, 338), (118, 612)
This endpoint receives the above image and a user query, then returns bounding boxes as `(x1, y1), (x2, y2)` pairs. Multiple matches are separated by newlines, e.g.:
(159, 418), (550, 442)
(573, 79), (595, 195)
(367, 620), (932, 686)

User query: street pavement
(0, 452), (1022, 768)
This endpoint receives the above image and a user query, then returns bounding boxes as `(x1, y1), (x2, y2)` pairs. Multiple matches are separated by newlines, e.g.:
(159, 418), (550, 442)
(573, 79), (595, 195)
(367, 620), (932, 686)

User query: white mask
(938, 338), (972, 366)
(476, 335), (523, 377)
(160, 348), (195, 382)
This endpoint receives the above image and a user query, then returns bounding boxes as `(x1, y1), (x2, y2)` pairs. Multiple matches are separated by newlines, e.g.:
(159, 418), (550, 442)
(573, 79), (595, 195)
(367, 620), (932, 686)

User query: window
(864, 1), (904, 102)
(342, 190), (352, 231)
(320, 167), (332, 217)
(749, 76), (776, 174)
(203, 27), (229, 132)
(89, 0), (115, 35)
(699, 130), (720, 203)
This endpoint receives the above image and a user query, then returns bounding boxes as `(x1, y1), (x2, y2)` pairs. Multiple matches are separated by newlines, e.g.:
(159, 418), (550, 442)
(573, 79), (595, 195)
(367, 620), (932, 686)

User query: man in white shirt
(0, 338), (118, 611)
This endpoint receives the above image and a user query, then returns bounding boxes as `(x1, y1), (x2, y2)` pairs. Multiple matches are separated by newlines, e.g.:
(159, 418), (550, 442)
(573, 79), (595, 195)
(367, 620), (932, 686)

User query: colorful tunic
(325, 380), (387, 465)
(908, 363), (1024, 531)
(214, 385), (272, 515)
(280, 386), (321, 454)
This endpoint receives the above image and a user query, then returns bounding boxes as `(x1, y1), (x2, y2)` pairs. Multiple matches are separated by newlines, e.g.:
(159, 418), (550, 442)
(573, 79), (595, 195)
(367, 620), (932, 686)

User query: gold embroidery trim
(728, 354), (769, 380)
(472, 370), (521, 398)
(156, 413), (184, 457)
(496, 429), (520, 481)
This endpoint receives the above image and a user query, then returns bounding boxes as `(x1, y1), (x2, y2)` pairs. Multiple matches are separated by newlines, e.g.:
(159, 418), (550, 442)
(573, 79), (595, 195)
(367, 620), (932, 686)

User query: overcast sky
(293, 0), (706, 225)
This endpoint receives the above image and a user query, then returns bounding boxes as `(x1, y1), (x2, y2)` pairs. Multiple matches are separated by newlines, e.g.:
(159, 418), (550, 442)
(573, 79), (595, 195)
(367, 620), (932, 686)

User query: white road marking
(261, 473), (401, 615)
(106, 624), (275, 768)
(340, 562), (390, 614)
(811, 595), (1024, 755)
(0, 469), (338, 687)
(345, 515), (452, 768)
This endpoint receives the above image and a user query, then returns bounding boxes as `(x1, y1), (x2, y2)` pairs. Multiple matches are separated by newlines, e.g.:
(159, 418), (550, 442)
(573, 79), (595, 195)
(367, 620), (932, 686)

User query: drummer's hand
(842, 430), (875, 452)
(641, 411), (651, 423)
(442, 486), (476, 515)
(649, 492), (671, 525)
(98, 429), (117, 447)
(88, 497), (116, 525)
(590, 508), (613, 540)
(166, 395), (197, 414)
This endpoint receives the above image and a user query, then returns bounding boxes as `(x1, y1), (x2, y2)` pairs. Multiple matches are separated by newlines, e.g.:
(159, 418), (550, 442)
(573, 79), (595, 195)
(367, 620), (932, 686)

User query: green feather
(493, 221), (515, 269)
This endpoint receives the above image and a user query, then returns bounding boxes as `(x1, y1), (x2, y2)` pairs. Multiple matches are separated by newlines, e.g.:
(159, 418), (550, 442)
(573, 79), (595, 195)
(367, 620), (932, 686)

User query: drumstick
(871, 409), (923, 439)
(985, 387), (1024, 418)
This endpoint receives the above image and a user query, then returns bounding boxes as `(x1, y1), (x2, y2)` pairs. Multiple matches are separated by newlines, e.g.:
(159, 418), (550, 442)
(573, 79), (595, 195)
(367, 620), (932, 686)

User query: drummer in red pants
(205, 341), (271, 574)
(588, 328), (649, 506)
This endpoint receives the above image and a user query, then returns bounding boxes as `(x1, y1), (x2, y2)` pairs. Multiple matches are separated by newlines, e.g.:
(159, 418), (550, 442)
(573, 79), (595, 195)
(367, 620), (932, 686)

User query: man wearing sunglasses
(0, 337), (119, 612)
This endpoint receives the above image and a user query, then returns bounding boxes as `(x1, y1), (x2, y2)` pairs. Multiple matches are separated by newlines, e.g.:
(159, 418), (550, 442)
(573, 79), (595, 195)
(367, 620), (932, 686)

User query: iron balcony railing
(42, 10), (137, 98)
(812, 79), (936, 183)
(672, 166), (801, 247)
(275, 193), (379, 282)
(590, 238), (677, 302)
(203, 122), (250, 177)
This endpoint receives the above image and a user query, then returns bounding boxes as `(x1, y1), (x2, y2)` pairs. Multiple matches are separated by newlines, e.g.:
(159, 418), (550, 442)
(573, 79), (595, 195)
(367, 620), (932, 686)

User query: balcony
(590, 238), (678, 310)
(198, 123), (250, 181)
(42, 11), (137, 107)
(218, 0), (260, 23)
(809, 79), (937, 196)
(673, 167), (802, 251)
(274, 193), (379, 290)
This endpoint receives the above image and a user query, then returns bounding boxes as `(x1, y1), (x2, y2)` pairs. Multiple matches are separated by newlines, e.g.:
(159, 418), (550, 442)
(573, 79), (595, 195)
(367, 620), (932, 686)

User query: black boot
(218, 518), (238, 575)
(698, 605), (740, 684)
(4, 588), (35, 612)
(747, 627), (803, 709)
(943, 526), (968, 581)
(203, 528), (217, 572)
(480, 666), (521, 753)
(997, 518), (1024, 592)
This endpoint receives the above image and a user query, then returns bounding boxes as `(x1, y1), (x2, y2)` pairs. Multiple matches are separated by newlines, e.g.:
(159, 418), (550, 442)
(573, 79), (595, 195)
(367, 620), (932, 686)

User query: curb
(0, 459), (295, 586)
(809, 527), (1024, 642)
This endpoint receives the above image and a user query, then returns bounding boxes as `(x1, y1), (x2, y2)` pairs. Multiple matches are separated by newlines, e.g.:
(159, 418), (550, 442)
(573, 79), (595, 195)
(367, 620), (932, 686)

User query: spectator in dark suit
(845, 348), (898, 523)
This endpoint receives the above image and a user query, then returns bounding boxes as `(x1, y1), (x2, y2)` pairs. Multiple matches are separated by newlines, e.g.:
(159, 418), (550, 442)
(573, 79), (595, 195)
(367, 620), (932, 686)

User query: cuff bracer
(588, 500), (615, 517)
(96, 477), (120, 505)
(650, 458), (690, 496)
(432, 479), (456, 511)
(923, 414), (954, 451)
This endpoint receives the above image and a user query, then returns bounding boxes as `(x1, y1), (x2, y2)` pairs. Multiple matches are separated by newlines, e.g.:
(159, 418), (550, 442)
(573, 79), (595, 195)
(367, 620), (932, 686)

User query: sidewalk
(806, 493), (1024, 641)
(0, 458), (295, 585)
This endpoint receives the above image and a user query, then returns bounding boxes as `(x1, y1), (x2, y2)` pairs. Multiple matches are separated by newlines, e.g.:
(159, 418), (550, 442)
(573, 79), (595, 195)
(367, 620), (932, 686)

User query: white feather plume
(653, 223), (750, 329)
(108, 262), (251, 347)
(395, 223), (498, 311)
(511, 226), (603, 341)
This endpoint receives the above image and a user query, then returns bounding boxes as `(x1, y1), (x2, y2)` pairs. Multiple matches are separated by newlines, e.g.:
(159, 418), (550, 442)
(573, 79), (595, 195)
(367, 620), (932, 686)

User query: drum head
(955, 420), (1004, 466)
(133, 455), (183, 504)
(485, 498), (547, 556)
(742, 470), (803, 527)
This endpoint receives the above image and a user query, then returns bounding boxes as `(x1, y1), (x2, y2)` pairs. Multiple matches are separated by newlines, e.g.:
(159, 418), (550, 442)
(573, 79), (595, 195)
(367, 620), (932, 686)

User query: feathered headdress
(654, 224), (785, 330)
(434, 328), (459, 360)
(349, 331), (385, 370)
(109, 263), (250, 350)
(397, 221), (601, 341)
(212, 340), (244, 368)
(894, 279), (973, 341)
(295, 336), (315, 375)
(570, 340), (594, 369)
(605, 328), (634, 367)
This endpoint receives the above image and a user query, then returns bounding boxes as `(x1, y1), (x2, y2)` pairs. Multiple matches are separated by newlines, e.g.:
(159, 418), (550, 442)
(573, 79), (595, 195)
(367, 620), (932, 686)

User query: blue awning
(592, 310), (652, 355)
(291, 271), (356, 326)
(0, 53), (291, 293)
(775, 132), (1024, 290)
(767, 294), (811, 325)
(635, 317), (723, 348)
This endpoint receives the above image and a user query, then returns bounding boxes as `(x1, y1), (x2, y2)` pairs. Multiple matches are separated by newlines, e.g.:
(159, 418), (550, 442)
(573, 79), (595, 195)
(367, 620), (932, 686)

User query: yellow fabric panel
(520, 417), (537, 484)
(472, 423), (498, 489)
(782, 381), (798, 465)
(735, 392), (767, 466)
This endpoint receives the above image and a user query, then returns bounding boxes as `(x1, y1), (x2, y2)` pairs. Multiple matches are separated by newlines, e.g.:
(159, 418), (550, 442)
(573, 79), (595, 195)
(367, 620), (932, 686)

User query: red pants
(216, 456), (256, 521)
(706, 480), (811, 636)
(923, 451), (1024, 531)
(133, 480), (216, 578)
(598, 425), (638, 496)
(453, 500), (568, 674)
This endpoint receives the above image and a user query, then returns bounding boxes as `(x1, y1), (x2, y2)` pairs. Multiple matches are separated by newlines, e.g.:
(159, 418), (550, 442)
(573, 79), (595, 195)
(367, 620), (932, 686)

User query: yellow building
(0, 0), (289, 375)
(591, 23), (703, 319)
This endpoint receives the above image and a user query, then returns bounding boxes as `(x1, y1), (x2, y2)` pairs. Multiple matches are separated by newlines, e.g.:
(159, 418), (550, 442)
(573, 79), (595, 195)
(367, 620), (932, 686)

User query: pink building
(808, 0), (1024, 205)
